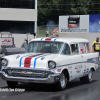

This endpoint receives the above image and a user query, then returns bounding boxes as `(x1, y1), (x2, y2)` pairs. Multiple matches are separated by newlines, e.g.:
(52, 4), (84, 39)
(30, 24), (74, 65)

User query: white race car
(0, 37), (99, 90)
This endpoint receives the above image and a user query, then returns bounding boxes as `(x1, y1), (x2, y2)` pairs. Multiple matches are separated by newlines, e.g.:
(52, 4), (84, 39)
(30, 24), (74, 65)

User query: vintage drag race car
(0, 37), (99, 90)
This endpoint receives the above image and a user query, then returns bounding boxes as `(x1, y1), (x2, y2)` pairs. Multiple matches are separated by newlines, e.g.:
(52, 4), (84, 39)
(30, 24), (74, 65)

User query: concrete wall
(59, 33), (100, 50)
(0, 8), (37, 21)
(14, 34), (36, 47)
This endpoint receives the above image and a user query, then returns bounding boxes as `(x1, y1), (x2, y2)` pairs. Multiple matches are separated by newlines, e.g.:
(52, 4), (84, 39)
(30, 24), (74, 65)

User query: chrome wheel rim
(60, 73), (66, 88)
(88, 70), (92, 81)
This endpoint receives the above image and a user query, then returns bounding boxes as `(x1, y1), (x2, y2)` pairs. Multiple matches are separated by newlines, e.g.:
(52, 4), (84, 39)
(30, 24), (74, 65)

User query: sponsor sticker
(57, 69), (61, 72)
(75, 65), (82, 73)
(84, 65), (86, 69)
(95, 66), (97, 68)
(70, 71), (72, 74)
(68, 66), (72, 69)
(87, 58), (99, 63)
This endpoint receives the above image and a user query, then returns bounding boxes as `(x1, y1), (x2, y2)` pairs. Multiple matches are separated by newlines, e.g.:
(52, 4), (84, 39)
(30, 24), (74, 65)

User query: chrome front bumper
(0, 71), (60, 84)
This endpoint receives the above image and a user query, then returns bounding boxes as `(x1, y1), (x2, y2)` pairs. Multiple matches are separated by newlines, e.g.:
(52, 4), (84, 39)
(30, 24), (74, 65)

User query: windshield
(27, 41), (64, 54)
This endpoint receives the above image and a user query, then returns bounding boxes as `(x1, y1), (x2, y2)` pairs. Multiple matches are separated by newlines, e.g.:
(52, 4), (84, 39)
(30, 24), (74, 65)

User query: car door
(79, 42), (94, 77)
(70, 43), (84, 79)
(79, 43), (88, 77)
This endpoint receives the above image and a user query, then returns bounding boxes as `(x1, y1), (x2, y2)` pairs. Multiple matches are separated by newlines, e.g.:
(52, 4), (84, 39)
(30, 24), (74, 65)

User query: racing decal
(84, 69), (86, 72)
(41, 38), (53, 41)
(19, 54), (33, 67)
(79, 43), (86, 54)
(95, 66), (97, 69)
(95, 65), (98, 70)
(40, 38), (58, 41)
(68, 66), (72, 69)
(87, 57), (99, 63)
(45, 38), (52, 41)
(41, 38), (44, 41)
(57, 69), (61, 72)
(45, 38), (58, 41)
(75, 65), (82, 73)
(84, 65), (86, 72)
(24, 53), (44, 68)
(68, 66), (73, 74)
(83, 65), (89, 76)
(84, 65), (86, 69)
(70, 71), (72, 74)
(34, 54), (51, 68)
(54, 38), (58, 41)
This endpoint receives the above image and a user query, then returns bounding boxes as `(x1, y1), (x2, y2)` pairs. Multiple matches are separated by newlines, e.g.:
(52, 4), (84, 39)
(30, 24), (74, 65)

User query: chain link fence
(37, 25), (59, 38)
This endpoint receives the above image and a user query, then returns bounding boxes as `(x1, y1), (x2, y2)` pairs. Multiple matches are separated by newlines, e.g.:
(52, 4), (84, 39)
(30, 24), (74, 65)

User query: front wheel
(80, 69), (93, 83)
(56, 73), (68, 91)
(7, 81), (18, 88)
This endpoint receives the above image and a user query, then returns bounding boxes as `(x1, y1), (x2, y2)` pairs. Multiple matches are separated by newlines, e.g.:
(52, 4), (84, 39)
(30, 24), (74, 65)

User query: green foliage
(37, 0), (100, 26)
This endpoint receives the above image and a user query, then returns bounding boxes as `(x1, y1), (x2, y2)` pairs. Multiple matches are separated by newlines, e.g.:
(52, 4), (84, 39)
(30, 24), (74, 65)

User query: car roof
(30, 37), (89, 44)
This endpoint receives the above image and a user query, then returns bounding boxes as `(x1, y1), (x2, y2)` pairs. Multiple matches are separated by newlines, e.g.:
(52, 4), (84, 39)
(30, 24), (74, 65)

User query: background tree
(37, 0), (100, 26)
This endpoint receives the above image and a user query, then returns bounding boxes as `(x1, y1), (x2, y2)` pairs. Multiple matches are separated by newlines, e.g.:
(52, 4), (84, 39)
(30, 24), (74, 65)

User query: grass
(37, 26), (58, 38)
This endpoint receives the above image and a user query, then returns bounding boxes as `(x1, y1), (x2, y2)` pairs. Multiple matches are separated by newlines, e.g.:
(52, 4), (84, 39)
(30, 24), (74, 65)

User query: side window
(86, 43), (90, 53)
(71, 44), (79, 54)
(79, 43), (86, 54)
(61, 43), (70, 55)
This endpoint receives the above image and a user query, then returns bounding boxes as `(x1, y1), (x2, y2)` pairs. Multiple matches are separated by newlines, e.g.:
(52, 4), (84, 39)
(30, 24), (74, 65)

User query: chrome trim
(1, 67), (55, 78)
(48, 60), (57, 69)
(0, 71), (60, 84)
(3, 67), (52, 71)
(12, 71), (43, 75)
(1, 58), (9, 67)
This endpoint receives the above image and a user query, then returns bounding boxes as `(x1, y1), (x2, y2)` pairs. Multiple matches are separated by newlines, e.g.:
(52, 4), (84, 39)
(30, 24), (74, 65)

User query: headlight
(48, 61), (56, 69)
(1, 59), (8, 66)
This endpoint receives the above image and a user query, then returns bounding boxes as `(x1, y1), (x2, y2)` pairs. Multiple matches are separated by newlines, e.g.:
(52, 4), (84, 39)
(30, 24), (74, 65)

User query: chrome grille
(3, 68), (54, 78)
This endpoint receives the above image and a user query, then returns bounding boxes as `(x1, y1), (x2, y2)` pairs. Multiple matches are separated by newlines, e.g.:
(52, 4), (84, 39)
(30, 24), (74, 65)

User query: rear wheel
(56, 73), (68, 91)
(80, 69), (93, 83)
(7, 81), (18, 88)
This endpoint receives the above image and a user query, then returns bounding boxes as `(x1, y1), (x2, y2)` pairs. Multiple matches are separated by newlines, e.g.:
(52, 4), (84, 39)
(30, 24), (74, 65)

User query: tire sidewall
(56, 73), (67, 90)
(87, 69), (93, 82)
(7, 81), (18, 88)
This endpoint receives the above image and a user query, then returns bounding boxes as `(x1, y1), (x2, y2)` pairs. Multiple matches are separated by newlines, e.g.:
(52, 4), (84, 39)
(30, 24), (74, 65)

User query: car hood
(2, 53), (60, 69)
